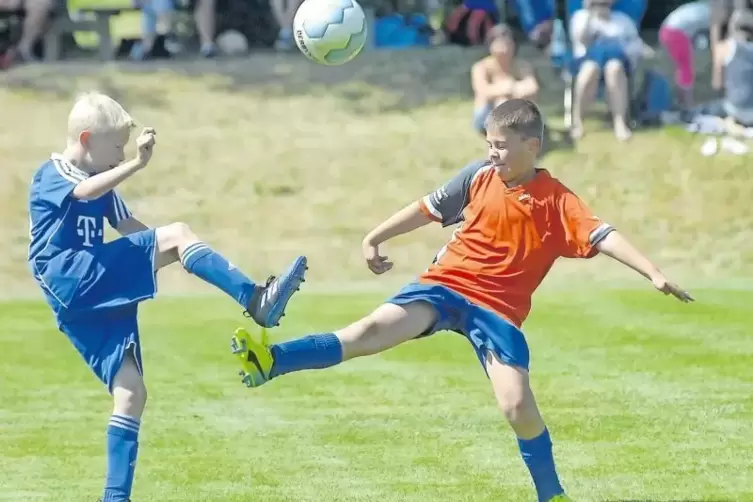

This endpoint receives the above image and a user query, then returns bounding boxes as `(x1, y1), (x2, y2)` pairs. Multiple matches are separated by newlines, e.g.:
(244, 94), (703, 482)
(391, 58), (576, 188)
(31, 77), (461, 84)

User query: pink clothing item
(659, 25), (694, 90)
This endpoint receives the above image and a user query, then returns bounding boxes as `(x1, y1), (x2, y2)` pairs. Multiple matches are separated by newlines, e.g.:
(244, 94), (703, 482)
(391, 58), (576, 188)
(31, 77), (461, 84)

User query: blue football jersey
(28, 154), (133, 312)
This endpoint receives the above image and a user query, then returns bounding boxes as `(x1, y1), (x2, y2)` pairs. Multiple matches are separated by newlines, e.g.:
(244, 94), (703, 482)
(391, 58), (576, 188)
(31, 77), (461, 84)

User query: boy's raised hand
(362, 241), (393, 275)
(136, 127), (156, 166)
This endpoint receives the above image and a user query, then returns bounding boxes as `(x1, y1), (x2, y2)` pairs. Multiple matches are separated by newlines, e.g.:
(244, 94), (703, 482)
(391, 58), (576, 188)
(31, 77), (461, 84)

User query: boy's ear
(79, 130), (90, 147)
(524, 136), (541, 155)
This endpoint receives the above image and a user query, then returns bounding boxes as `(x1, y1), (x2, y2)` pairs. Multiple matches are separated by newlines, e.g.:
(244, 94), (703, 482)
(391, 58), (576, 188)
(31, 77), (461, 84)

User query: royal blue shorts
(386, 282), (530, 371)
(48, 229), (158, 392)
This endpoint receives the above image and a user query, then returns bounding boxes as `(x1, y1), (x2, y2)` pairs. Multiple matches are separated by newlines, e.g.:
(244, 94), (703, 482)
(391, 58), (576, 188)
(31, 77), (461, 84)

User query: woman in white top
(569, 0), (649, 141)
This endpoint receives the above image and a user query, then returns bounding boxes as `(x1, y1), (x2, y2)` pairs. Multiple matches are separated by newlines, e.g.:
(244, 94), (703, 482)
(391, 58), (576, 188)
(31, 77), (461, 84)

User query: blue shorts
(575, 40), (632, 75)
(60, 306), (143, 393)
(386, 282), (530, 371)
(47, 229), (157, 391)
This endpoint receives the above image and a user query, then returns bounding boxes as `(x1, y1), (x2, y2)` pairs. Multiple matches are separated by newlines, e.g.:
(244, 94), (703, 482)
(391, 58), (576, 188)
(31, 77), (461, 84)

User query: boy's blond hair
(67, 92), (135, 143)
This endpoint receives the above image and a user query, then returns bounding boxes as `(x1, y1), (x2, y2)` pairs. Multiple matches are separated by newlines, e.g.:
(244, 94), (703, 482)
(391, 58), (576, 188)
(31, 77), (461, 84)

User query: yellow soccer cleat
(230, 327), (274, 388)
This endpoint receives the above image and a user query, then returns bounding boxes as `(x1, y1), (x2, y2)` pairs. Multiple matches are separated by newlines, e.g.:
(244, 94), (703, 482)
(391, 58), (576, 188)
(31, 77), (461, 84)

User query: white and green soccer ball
(293, 0), (368, 66)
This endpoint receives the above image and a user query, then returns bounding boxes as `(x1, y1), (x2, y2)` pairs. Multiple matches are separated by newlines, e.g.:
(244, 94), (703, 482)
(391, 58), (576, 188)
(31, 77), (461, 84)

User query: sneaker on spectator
(275, 28), (294, 51)
(200, 42), (218, 58)
(129, 42), (149, 61)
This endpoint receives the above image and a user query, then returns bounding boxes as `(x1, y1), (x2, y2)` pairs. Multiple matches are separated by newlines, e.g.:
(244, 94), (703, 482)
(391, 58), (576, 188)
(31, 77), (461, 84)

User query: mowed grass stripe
(1, 291), (751, 501)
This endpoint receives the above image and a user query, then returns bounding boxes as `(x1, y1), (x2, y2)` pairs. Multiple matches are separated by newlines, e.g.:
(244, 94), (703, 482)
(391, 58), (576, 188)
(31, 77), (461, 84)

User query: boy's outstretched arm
(595, 231), (694, 303)
(361, 160), (487, 275)
(362, 202), (434, 274)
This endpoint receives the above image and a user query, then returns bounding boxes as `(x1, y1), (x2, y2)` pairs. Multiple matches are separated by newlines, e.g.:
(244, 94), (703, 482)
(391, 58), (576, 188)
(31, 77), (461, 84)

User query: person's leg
(16, 0), (54, 61)
(486, 353), (566, 502)
(571, 60), (601, 139)
(603, 58), (632, 141)
(231, 283), (459, 387)
(59, 313), (145, 502)
(463, 305), (566, 502)
(272, 0), (303, 50)
(193, 0), (217, 57)
(233, 301), (437, 386)
(473, 102), (493, 135)
(104, 349), (146, 502)
(660, 26), (695, 109)
(153, 223), (307, 327)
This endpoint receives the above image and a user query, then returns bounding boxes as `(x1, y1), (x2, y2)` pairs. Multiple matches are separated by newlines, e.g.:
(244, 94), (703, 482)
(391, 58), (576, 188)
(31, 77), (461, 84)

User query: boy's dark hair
(485, 23), (514, 46)
(484, 99), (544, 141)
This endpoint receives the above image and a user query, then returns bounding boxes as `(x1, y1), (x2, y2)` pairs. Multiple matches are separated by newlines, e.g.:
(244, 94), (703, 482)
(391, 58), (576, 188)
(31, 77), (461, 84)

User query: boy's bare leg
(231, 302), (437, 387)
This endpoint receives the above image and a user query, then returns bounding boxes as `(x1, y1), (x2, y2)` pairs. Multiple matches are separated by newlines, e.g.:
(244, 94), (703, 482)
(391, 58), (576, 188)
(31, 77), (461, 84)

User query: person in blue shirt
(27, 91), (308, 502)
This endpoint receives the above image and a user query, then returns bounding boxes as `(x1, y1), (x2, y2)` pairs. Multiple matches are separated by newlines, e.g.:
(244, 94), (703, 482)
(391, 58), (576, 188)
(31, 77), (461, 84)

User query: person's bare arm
(596, 232), (693, 302)
(362, 160), (487, 274)
(512, 61), (539, 99)
(72, 128), (156, 201)
(472, 61), (515, 102)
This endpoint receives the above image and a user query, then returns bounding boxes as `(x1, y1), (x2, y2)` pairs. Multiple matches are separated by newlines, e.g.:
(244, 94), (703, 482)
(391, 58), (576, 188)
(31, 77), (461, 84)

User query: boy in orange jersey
(231, 99), (692, 502)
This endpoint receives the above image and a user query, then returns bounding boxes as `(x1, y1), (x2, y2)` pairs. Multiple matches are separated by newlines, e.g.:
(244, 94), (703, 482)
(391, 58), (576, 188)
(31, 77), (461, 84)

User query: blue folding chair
(557, 0), (648, 129)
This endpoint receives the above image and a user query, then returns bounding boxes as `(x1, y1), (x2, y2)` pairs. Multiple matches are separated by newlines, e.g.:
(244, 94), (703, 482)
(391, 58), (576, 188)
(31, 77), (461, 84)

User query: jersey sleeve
(40, 159), (85, 208)
(105, 190), (134, 228)
(418, 160), (487, 227)
(556, 188), (614, 259)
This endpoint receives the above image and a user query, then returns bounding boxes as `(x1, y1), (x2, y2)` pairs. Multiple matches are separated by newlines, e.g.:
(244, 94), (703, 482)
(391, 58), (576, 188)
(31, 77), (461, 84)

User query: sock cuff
(109, 414), (141, 435)
(518, 428), (551, 450)
(180, 242), (211, 269)
(314, 333), (342, 352)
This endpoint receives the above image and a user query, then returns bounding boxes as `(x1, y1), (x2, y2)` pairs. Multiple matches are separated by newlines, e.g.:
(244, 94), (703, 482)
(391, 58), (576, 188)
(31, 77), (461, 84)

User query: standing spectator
(270, 0), (302, 50)
(0, 0), (53, 63)
(659, 0), (710, 109)
(471, 24), (539, 133)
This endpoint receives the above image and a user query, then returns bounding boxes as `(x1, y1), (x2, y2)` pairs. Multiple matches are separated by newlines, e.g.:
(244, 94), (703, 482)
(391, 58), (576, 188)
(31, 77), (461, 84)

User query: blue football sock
(518, 428), (565, 502)
(103, 414), (140, 502)
(270, 333), (343, 378)
(181, 242), (257, 309)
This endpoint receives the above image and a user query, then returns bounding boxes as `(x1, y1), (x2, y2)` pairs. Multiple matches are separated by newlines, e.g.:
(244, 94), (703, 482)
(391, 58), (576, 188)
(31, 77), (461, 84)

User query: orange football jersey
(417, 160), (612, 327)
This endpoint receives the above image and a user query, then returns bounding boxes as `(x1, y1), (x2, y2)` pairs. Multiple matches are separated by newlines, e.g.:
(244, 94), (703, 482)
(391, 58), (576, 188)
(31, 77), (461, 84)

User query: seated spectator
(659, 0), (710, 109)
(270, 0), (302, 50)
(471, 24), (539, 134)
(714, 8), (753, 126)
(569, 0), (649, 141)
(0, 0), (53, 63)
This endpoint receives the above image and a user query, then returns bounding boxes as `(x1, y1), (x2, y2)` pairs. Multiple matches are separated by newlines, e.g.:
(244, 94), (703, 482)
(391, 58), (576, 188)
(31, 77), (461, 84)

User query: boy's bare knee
(604, 60), (626, 80)
(113, 382), (148, 412)
(497, 388), (527, 422)
(578, 61), (601, 80)
(157, 221), (198, 251)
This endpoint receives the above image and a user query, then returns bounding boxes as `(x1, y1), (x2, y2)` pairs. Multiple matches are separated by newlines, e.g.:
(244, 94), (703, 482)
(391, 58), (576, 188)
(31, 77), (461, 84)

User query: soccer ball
(293, 0), (367, 66)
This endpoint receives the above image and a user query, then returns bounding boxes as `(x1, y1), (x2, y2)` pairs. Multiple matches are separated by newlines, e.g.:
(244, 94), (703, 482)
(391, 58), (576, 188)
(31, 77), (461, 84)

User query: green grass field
(2, 289), (752, 501)
(2, 35), (753, 501)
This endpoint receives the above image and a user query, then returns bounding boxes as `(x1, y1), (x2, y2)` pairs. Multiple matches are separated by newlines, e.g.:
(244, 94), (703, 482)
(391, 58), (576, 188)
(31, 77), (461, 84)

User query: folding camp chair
(557, 0), (648, 129)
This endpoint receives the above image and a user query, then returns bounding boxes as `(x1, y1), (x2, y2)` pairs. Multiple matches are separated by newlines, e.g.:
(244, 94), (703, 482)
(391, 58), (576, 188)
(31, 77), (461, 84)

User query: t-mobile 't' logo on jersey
(77, 215), (102, 247)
